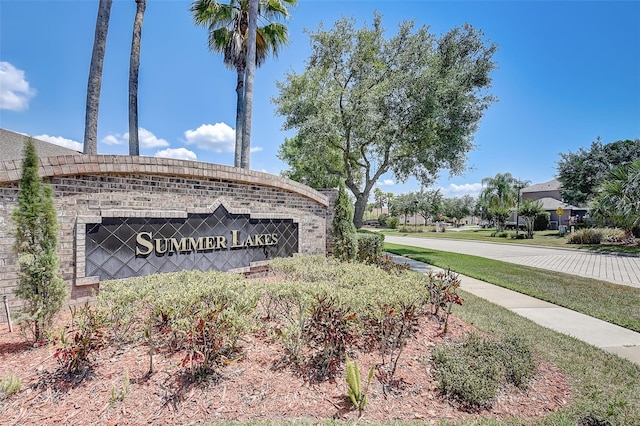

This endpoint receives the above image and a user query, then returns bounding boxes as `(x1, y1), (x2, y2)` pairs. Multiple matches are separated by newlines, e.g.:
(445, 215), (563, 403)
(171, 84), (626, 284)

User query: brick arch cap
(0, 154), (329, 207)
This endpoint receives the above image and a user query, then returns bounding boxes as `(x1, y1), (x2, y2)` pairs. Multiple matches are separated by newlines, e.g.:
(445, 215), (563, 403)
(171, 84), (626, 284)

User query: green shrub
(356, 232), (384, 264)
(12, 138), (67, 343)
(265, 256), (430, 382)
(99, 271), (260, 380)
(377, 213), (388, 227)
(332, 182), (358, 261)
(534, 212), (551, 231)
(494, 335), (536, 389)
(0, 372), (22, 400)
(568, 228), (603, 244)
(431, 334), (536, 408)
(386, 217), (400, 229)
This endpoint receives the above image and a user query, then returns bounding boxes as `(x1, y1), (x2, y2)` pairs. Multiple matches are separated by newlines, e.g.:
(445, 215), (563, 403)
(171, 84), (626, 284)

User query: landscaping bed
(0, 257), (571, 424)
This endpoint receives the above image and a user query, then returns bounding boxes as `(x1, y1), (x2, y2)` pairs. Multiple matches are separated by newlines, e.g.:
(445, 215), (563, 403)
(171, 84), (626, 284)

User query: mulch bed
(0, 307), (571, 425)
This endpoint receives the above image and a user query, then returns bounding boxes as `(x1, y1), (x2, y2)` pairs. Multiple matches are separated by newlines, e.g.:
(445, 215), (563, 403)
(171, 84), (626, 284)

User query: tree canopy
(557, 138), (640, 206)
(273, 13), (497, 228)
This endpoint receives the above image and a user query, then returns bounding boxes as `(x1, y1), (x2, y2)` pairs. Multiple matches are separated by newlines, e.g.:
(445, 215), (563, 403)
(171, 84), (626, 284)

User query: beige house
(521, 179), (588, 229)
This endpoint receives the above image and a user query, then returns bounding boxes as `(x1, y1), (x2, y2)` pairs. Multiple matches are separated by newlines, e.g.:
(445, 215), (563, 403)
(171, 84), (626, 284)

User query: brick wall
(0, 155), (330, 322)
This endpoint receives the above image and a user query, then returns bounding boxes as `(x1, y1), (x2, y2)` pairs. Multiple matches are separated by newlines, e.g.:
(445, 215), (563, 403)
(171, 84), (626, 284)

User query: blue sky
(1, 0), (639, 199)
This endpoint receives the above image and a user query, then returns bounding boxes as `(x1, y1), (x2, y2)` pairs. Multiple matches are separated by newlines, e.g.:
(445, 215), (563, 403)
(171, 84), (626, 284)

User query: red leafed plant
(54, 304), (107, 374)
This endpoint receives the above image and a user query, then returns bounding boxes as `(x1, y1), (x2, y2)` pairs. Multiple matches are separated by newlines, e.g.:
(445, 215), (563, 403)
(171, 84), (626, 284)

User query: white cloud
(0, 61), (36, 111)
(184, 123), (235, 153)
(102, 134), (125, 145)
(250, 146), (263, 153)
(101, 128), (169, 149)
(439, 182), (483, 197)
(377, 179), (395, 186)
(137, 128), (169, 149)
(154, 147), (197, 161)
(34, 134), (83, 151)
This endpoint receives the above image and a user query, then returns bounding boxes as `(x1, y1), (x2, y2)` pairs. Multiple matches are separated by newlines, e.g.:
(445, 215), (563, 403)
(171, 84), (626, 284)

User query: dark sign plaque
(85, 206), (298, 280)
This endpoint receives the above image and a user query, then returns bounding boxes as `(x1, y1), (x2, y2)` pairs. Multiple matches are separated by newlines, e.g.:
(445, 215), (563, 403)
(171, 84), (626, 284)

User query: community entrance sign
(84, 205), (299, 280)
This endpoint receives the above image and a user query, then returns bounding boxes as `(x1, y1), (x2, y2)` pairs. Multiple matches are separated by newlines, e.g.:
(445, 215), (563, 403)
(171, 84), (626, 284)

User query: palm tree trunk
(129, 0), (146, 156)
(234, 66), (245, 168)
(240, 0), (258, 169)
(84, 0), (113, 155)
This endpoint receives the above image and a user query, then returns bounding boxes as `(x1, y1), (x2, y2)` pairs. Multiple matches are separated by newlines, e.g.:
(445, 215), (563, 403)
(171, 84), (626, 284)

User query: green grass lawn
(383, 242), (640, 424)
(384, 243), (640, 333)
(379, 227), (640, 254)
(453, 292), (640, 425)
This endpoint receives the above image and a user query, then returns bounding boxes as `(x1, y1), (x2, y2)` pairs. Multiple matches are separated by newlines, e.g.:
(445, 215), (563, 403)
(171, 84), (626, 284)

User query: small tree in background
(12, 138), (67, 342)
(332, 182), (357, 261)
(518, 199), (546, 239)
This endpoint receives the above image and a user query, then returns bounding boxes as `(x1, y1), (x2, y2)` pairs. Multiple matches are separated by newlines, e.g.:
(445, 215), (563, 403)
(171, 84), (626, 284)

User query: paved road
(384, 235), (640, 288)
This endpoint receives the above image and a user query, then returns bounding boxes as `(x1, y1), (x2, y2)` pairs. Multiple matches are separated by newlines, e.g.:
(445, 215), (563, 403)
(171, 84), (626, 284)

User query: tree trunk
(128, 0), (146, 156)
(84, 0), (113, 155)
(353, 193), (368, 229)
(240, 0), (258, 169)
(234, 66), (245, 168)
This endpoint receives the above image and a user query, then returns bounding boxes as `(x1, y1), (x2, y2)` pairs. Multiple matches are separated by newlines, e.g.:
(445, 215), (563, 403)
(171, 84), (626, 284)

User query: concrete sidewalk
(388, 254), (640, 367)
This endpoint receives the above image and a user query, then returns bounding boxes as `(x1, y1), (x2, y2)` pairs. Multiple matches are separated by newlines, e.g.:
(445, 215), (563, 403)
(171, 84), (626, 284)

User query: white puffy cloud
(101, 128), (169, 149)
(137, 128), (169, 148)
(0, 61), (36, 111)
(102, 134), (125, 145)
(376, 179), (395, 186)
(250, 146), (263, 153)
(154, 147), (197, 161)
(439, 182), (483, 197)
(184, 123), (235, 153)
(34, 134), (83, 151)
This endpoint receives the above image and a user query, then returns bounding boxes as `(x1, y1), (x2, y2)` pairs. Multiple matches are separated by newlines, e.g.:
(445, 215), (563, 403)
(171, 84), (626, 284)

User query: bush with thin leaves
(567, 228), (603, 244)
(0, 372), (22, 400)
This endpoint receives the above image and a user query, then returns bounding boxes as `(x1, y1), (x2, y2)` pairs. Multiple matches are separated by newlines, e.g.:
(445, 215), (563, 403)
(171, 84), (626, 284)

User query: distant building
(521, 179), (588, 229)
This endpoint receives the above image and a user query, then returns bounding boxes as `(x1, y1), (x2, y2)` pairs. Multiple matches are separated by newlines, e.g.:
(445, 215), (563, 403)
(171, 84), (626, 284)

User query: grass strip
(381, 229), (640, 254)
(385, 243), (640, 333)
(452, 291), (640, 425)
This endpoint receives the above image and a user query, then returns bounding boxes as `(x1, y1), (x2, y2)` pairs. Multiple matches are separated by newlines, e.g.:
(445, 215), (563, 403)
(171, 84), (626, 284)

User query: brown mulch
(0, 307), (571, 425)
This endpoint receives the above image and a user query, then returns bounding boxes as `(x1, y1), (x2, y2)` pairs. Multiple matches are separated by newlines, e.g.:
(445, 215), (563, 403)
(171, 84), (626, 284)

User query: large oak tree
(273, 14), (497, 228)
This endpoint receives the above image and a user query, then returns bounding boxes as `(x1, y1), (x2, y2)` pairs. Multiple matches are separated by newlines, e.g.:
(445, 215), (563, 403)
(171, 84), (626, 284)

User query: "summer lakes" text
(135, 230), (279, 256)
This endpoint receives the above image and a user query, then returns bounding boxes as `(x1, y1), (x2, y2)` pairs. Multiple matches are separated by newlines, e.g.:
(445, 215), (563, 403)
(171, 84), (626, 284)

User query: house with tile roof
(521, 179), (588, 229)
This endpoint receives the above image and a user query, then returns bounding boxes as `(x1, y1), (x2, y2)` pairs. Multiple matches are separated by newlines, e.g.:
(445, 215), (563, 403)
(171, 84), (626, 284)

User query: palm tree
(191, 0), (296, 168)
(591, 160), (640, 238)
(84, 0), (113, 155)
(518, 199), (545, 239)
(241, 0), (258, 169)
(480, 172), (519, 231)
(129, 0), (146, 156)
